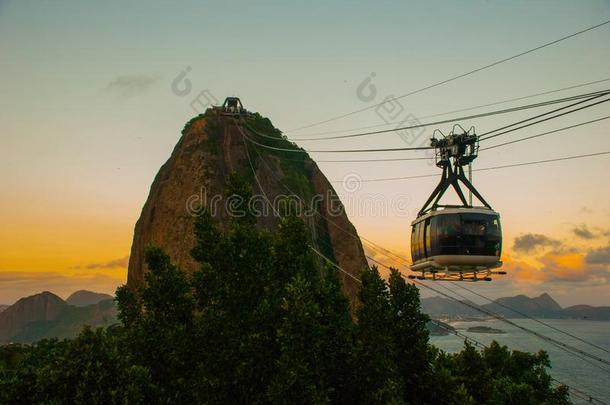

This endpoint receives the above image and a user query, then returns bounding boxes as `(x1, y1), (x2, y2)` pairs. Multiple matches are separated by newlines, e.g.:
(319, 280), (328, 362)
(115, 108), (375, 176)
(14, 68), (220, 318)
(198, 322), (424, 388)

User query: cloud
(74, 256), (130, 270)
(572, 224), (596, 240)
(105, 75), (157, 99)
(537, 251), (592, 282)
(501, 257), (545, 284)
(586, 245), (610, 265)
(513, 233), (561, 253)
(503, 246), (610, 285)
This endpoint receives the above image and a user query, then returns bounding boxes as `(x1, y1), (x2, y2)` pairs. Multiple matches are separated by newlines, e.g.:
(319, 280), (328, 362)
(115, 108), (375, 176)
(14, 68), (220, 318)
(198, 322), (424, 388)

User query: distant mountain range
(421, 292), (610, 321)
(1, 290), (607, 344)
(0, 290), (117, 344)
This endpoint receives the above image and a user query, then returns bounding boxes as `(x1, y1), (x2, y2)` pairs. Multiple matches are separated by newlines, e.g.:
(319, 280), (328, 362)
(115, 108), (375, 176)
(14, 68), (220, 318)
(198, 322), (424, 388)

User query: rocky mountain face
(66, 290), (113, 307)
(127, 112), (368, 307)
(0, 305), (8, 313)
(0, 291), (117, 343)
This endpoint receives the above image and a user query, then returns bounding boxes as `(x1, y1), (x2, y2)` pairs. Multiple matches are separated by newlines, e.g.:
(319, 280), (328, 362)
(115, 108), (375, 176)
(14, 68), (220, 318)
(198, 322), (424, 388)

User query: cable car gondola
(409, 127), (505, 281)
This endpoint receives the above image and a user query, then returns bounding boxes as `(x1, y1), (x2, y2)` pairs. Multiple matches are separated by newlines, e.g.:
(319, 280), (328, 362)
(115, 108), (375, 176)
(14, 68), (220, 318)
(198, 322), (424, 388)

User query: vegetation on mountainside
(0, 175), (568, 404)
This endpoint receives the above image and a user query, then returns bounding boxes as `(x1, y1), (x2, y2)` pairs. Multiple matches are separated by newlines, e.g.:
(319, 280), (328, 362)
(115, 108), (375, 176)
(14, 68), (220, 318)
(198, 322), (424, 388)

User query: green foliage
(247, 113), (314, 197)
(0, 329), (152, 404)
(0, 174), (569, 404)
(430, 341), (570, 405)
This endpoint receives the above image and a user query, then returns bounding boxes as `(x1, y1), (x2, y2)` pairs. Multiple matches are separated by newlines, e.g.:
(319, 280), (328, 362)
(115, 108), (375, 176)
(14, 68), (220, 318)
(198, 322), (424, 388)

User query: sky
(1, 0), (610, 306)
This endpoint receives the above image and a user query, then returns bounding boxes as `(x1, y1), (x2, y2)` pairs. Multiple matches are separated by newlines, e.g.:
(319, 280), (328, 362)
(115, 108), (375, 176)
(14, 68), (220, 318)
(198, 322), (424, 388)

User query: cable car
(409, 127), (505, 281)
(410, 208), (502, 273)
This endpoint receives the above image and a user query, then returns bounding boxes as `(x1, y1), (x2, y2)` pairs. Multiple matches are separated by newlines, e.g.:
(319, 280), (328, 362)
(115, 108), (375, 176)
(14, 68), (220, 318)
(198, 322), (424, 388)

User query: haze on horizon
(1, 0), (610, 306)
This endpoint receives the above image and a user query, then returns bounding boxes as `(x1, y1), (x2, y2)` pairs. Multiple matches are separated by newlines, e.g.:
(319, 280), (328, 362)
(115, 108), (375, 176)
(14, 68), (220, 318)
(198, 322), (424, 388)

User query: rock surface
(127, 113), (368, 307)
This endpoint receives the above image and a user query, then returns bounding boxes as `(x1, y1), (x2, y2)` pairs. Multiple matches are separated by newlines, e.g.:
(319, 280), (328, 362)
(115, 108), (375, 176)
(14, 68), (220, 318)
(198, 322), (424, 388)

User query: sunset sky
(1, 1), (610, 306)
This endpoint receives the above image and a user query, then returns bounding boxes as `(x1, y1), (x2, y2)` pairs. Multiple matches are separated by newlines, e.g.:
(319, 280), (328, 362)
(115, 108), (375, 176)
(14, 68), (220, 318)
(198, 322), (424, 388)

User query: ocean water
(430, 319), (610, 404)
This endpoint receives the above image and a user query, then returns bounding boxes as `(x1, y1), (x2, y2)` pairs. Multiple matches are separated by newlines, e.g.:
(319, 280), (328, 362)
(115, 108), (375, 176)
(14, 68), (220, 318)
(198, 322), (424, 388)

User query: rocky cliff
(127, 112), (368, 306)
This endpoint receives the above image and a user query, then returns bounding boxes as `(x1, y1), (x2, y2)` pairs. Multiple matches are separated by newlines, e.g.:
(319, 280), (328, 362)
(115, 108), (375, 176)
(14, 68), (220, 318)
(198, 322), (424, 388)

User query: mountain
(11, 299), (117, 343)
(563, 305), (610, 321)
(0, 292), (117, 344)
(0, 291), (68, 342)
(0, 305), (8, 313)
(66, 290), (113, 307)
(127, 109), (368, 307)
(422, 292), (609, 321)
(484, 293), (563, 318)
(421, 296), (481, 318)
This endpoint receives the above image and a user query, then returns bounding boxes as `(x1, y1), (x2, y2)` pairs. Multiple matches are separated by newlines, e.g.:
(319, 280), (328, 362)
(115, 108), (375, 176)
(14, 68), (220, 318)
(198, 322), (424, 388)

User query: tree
(352, 266), (404, 404)
(115, 245), (197, 403)
(0, 329), (152, 404)
(445, 340), (570, 405)
(387, 269), (435, 404)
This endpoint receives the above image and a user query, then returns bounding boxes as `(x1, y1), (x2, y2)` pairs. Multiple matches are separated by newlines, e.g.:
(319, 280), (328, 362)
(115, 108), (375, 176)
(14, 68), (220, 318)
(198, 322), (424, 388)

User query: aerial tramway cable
(289, 20), (610, 132)
(327, 152), (610, 183)
(244, 95), (610, 155)
(420, 319), (608, 404)
(367, 256), (610, 371)
(241, 120), (610, 362)
(480, 115), (610, 151)
(238, 122), (610, 398)
(450, 281), (610, 355)
(479, 93), (610, 141)
(293, 77), (610, 138)
(283, 90), (610, 141)
(282, 115), (609, 163)
(431, 280), (610, 374)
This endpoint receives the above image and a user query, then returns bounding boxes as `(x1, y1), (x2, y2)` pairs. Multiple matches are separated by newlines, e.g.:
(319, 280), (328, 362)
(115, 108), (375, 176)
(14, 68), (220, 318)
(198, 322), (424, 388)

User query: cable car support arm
(418, 128), (491, 215)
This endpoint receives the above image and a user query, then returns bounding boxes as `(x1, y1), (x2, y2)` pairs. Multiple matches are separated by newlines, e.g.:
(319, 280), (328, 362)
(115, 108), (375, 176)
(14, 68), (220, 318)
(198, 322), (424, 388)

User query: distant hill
(421, 293), (609, 321)
(66, 290), (113, 307)
(0, 292), (68, 342)
(563, 305), (610, 321)
(0, 291), (117, 344)
(11, 299), (117, 342)
(421, 296), (481, 318)
(483, 293), (563, 318)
